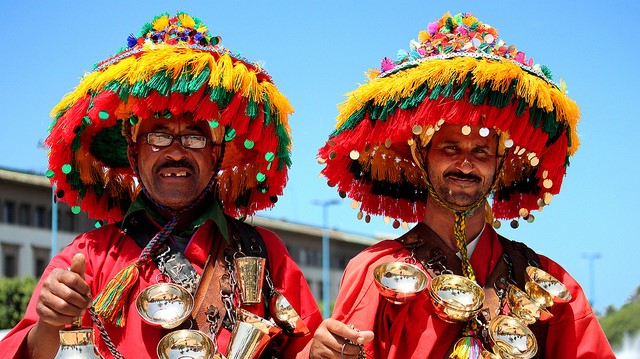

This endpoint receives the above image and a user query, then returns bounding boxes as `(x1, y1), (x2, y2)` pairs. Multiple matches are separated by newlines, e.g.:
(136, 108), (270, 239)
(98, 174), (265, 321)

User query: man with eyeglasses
(2, 12), (322, 359)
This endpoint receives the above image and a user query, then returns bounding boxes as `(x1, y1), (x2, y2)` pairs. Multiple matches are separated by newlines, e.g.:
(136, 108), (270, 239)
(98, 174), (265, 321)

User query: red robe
(301, 225), (614, 358)
(2, 220), (322, 358)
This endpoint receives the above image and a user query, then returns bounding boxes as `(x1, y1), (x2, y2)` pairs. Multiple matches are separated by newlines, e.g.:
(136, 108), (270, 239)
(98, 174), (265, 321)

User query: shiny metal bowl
(487, 315), (538, 359)
(507, 285), (553, 325)
(373, 262), (428, 305)
(157, 329), (217, 359)
(525, 266), (572, 308)
(136, 283), (194, 329)
(429, 274), (484, 322)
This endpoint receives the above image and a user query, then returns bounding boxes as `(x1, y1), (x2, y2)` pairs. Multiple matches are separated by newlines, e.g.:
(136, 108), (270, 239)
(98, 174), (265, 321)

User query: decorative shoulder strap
(496, 235), (548, 358)
(226, 216), (273, 313)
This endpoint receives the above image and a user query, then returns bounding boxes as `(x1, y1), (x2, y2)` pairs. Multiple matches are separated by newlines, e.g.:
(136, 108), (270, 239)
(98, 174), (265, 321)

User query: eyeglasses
(142, 132), (209, 149)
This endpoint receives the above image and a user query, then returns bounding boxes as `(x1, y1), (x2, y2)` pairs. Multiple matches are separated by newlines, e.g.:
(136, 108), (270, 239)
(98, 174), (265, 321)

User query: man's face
(424, 123), (501, 211)
(132, 115), (221, 211)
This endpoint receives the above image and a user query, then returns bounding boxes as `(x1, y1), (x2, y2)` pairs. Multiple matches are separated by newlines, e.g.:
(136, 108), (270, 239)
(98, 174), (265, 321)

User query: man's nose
(456, 157), (474, 173)
(163, 140), (188, 160)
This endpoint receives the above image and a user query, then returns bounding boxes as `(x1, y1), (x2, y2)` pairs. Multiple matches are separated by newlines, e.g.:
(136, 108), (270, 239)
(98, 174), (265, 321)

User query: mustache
(444, 170), (481, 182)
(154, 159), (196, 173)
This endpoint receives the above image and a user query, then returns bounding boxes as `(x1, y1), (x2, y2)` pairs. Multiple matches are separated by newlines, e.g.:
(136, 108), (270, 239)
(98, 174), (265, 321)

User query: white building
(0, 167), (378, 302)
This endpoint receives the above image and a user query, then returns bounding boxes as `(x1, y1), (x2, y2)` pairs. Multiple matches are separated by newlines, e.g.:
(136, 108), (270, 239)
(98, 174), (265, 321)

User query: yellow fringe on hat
(50, 45), (287, 119)
(336, 57), (581, 153)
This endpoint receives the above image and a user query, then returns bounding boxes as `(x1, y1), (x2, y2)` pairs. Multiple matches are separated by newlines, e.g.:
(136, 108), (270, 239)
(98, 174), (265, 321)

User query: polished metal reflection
(373, 262), (428, 304)
(525, 266), (572, 308)
(234, 256), (266, 304)
(56, 327), (101, 359)
(507, 285), (553, 325)
(487, 315), (538, 359)
(136, 283), (194, 329)
(157, 329), (217, 359)
(270, 290), (309, 336)
(226, 321), (273, 359)
(429, 274), (484, 322)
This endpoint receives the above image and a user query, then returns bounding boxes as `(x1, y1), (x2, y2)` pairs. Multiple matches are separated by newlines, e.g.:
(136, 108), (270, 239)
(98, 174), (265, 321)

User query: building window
(34, 206), (47, 228)
(308, 249), (321, 266)
(2, 201), (16, 224)
(18, 203), (31, 226)
(2, 244), (20, 278)
(59, 210), (76, 232)
(299, 248), (307, 265)
(33, 246), (51, 277)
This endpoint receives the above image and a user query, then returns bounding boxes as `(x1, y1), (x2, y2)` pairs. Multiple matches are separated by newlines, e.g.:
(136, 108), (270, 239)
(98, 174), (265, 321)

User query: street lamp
(582, 252), (602, 308)
(313, 198), (340, 318)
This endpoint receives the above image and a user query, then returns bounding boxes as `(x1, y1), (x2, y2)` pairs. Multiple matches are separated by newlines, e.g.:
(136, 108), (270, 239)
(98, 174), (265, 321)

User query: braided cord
(453, 211), (476, 281)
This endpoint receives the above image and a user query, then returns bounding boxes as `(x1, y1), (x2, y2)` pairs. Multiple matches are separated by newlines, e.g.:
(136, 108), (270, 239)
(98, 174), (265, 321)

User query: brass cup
(226, 311), (280, 359)
(372, 262), (428, 305)
(270, 290), (309, 336)
(157, 329), (218, 359)
(525, 267), (572, 308)
(234, 256), (266, 305)
(429, 274), (484, 323)
(58, 327), (101, 359)
(506, 285), (553, 325)
(487, 315), (538, 359)
(136, 283), (194, 329)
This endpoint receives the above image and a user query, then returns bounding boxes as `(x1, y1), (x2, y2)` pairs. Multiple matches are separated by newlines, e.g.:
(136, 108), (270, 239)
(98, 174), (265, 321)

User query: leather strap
(191, 229), (230, 335)
(396, 222), (463, 278)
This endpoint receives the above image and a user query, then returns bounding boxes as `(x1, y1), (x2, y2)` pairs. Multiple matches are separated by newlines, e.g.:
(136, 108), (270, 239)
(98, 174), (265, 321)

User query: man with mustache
(303, 12), (614, 359)
(1, 12), (322, 359)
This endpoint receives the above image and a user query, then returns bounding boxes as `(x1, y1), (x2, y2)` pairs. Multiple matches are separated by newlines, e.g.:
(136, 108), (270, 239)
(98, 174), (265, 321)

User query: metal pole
(321, 205), (330, 318)
(582, 252), (602, 308)
(314, 199), (340, 318)
(51, 185), (58, 258)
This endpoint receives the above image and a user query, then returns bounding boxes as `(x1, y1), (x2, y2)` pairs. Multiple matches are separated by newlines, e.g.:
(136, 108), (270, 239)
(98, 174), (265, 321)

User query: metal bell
(55, 318), (101, 359)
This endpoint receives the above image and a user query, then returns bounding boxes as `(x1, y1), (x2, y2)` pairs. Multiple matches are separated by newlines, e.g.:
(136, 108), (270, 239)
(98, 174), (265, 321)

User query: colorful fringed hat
(45, 12), (292, 222)
(318, 12), (580, 226)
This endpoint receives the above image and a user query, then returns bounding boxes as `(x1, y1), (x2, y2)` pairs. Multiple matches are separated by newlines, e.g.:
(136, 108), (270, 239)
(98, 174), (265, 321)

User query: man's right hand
(308, 318), (374, 359)
(35, 253), (92, 327)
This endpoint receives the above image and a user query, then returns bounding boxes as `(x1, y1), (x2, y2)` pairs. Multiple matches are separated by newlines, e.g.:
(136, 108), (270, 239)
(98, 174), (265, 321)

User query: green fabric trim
(147, 71), (172, 96)
(245, 99), (258, 119)
(90, 121), (129, 168)
(131, 79), (152, 98)
(171, 71), (193, 94)
(122, 195), (229, 240)
(188, 66), (211, 93)
(275, 122), (292, 170)
(262, 93), (272, 126)
(209, 86), (233, 108)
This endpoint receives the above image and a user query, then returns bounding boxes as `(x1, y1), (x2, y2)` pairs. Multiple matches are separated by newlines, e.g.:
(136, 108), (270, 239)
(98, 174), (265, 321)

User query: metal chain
(221, 251), (239, 329)
(88, 307), (124, 359)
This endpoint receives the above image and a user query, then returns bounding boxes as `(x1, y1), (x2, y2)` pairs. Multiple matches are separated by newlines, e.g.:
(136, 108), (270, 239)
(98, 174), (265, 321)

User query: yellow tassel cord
(335, 57), (580, 154)
(92, 262), (140, 327)
(453, 211), (476, 282)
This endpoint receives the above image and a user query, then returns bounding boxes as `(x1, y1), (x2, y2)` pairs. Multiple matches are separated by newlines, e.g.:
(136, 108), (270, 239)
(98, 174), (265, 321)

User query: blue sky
(1, 0), (638, 313)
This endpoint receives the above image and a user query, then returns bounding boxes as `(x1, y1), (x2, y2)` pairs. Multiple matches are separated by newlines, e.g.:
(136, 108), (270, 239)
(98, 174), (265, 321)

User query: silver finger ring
(341, 342), (348, 359)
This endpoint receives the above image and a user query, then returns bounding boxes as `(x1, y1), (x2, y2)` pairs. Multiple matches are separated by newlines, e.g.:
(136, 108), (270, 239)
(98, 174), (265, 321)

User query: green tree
(0, 276), (37, 329)
(600, 286), (640, 350)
